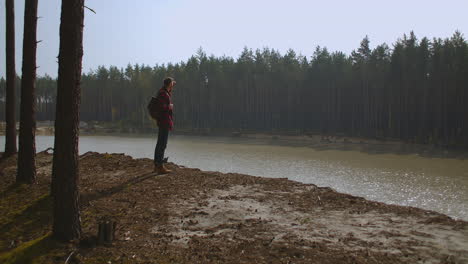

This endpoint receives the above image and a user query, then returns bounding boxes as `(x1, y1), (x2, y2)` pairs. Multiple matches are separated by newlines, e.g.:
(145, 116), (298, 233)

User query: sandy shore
(0, 152), (467, 263)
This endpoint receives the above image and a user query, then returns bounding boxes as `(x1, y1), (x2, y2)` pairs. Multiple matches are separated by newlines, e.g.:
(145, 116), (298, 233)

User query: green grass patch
(0, 234), (59, 264)
(0, 189), (53, 252)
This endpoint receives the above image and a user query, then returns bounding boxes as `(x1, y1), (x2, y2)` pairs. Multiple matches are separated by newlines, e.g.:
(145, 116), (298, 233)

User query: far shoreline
(1, 121), (468, 159)
(43, 123), (468, 160)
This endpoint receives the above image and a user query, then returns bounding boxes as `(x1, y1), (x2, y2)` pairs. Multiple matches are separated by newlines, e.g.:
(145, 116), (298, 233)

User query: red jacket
(156, 88), (173, 130)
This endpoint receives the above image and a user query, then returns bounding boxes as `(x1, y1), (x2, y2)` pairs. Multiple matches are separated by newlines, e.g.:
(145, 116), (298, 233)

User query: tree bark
(17, 0), (39, 184)
(52, 0), (84, 242)
(4, 0), (17, 157)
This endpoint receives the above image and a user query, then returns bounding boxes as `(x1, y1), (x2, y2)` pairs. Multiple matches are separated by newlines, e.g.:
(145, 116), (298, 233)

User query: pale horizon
(1, 0), (467, 78)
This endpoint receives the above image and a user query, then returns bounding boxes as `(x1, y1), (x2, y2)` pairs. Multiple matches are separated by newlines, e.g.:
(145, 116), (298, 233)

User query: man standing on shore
(153, 77), (175, 174)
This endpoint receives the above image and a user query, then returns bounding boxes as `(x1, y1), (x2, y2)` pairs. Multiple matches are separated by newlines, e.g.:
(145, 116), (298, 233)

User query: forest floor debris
(0, 152), (467, 263)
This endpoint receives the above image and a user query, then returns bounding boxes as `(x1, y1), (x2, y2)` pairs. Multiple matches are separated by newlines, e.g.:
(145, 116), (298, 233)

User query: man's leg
(154, 127), (170, 173)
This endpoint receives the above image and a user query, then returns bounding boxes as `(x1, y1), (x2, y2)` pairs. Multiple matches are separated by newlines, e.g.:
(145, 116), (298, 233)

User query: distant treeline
(1, 31), (468, 147)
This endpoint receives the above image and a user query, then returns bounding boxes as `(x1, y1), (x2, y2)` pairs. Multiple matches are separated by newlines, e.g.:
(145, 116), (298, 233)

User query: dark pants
(154, 127), (169, 165)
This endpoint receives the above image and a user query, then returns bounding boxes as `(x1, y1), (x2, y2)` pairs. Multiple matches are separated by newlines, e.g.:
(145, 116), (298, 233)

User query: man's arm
(158, 91), (173, 112)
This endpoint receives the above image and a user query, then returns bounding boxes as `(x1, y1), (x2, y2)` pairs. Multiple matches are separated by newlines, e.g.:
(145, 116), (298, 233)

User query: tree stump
(97, 220), (116, 245)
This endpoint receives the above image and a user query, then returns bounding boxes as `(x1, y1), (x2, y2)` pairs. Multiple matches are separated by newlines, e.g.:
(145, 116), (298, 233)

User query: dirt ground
(0, 151), (467, 264)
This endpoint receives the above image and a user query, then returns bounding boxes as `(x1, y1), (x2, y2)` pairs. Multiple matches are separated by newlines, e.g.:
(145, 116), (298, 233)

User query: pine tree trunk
(52, 0), (84, 242)
(17, 0), (39, 184)
(4, 0), (17, 157)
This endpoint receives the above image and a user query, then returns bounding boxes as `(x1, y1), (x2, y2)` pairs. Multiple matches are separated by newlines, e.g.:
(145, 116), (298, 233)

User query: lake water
(2, 135), (468, 221)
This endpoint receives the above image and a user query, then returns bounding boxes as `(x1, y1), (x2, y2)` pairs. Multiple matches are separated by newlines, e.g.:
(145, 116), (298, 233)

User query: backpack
(147, 96), (160, 120)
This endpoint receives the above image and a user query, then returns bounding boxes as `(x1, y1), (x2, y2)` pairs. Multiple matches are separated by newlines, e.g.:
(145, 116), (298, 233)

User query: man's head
(163, 77), (176, 91)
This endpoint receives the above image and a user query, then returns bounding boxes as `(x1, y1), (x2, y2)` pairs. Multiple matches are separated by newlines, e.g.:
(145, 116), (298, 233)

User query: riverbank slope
(0, 152), (467, 263)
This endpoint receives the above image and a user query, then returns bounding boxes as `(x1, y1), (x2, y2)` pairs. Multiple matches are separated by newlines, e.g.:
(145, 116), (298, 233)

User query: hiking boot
(162, 164), (172, 173)
(154, 164), (172, 174)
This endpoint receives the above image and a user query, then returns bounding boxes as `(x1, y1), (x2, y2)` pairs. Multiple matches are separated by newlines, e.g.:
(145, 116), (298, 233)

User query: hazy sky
(1, 0), (467, 77)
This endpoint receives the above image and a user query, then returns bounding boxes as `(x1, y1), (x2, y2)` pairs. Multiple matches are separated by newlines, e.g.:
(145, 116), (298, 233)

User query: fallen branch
(64, 250), (76, 264)
(40, 147), (54, 154)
